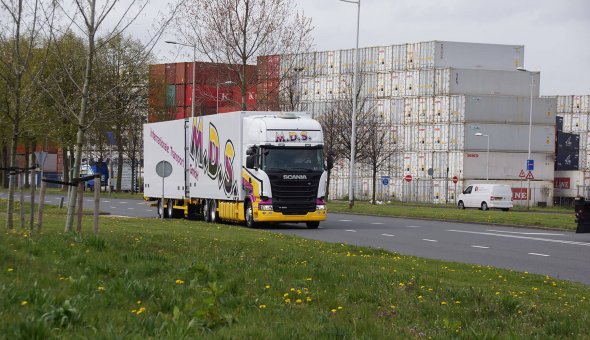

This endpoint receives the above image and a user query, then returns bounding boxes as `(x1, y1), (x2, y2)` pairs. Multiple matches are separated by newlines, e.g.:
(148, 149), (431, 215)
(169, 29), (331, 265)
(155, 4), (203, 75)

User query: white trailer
(143, 111), (331, 228)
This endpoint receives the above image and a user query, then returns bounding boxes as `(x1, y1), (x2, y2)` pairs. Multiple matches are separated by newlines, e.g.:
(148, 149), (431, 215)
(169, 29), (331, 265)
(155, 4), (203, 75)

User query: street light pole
(216, 81), (234, 114)
(339, 0), (360, 209)
(165, 41), (197, 117)
(475, 133), (489, 181)
(517, 67), (535, 208)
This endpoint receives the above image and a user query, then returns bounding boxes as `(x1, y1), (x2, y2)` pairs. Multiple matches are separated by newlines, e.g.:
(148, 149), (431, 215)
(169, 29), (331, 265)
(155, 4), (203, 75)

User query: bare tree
(175, 0), (313, 110)
(0, 0), (55, 228)
(360, 111), (394, 204)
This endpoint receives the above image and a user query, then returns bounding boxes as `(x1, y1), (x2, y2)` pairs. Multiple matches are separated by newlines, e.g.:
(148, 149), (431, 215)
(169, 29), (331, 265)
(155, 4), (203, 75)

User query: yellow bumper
(254, 210), (327, 223)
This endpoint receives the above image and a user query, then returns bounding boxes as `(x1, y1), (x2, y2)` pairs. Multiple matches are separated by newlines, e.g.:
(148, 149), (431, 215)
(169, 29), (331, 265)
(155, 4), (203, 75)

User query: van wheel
(306, 222), (320, 229)
(458, 201), (465, 209)
(481, 202), (489, 211)
(158, 199), (168, 218)
(245, 201), (257, 228)
(203, 200), (211, 222)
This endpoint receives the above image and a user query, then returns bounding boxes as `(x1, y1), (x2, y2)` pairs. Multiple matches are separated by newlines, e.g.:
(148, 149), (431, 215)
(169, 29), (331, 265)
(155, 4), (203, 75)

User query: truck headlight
(259, 204), (273, 211)
(316, 204), (326, 210)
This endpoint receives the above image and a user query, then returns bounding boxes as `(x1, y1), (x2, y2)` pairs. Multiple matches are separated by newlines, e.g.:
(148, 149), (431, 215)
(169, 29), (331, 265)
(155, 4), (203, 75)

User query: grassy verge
(328, 200), (577, 230)
(1, 202), (589, 338)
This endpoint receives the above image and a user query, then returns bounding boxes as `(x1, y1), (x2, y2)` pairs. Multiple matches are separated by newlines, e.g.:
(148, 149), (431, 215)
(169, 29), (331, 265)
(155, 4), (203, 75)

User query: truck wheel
(458, 201), (465, 209)
(203, 200), (211, 222)
(245, 201), (257, 228)
(167, 199), (175, 218)
(481, 202), (489, 211)
(158, 199), (169, 218)
(209, 200), (218, 223)
(306, 222), (320, 229)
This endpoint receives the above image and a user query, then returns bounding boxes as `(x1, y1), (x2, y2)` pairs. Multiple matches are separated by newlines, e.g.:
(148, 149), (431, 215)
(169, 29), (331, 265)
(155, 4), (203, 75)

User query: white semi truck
(143, 111), (333, 228)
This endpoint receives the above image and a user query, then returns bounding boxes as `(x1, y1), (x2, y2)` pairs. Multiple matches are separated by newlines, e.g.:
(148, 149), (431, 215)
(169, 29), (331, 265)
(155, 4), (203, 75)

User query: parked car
(457, 184), (513, 211)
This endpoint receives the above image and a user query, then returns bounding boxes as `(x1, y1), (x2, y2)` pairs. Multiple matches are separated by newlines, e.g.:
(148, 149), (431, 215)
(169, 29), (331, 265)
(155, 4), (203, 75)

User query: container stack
(551, 95), (590, 200)
(148, 62), (257, 122)
(260, 41), (557, 205)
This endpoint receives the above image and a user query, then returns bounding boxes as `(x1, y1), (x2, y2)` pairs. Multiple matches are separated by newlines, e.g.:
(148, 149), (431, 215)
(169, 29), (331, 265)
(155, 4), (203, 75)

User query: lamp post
(475, 133), (489, 181)
(517, 67), (536, 208)
(339, 0), (360, 209)
(165, 40), (196, 117)
(216, 81), (234, 114)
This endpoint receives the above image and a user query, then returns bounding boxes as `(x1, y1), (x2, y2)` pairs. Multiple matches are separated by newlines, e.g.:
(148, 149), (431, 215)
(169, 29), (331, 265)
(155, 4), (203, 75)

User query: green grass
(1, 201), (589, 338)
(328, 200), (577, 230)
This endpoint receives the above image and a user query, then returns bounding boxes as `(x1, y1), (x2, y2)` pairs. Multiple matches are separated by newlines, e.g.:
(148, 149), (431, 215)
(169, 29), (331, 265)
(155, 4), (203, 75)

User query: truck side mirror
(246, 146), (256, 156)
(246, 155), (255, 169)
(326, 153), (334, 170)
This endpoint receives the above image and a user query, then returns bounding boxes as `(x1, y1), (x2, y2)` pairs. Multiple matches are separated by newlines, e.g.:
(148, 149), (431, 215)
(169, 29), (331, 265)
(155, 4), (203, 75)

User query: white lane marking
(447, 229), (590, 247)
(422, 239), (438, 242)
(110, 206), (117, 209)
(104, 200), (111, 203)
(381, 233), (395, 237)
(146, 209), (153, 212)
(471, 245), (489, 249)
(406, 225), (421, 228)
(529, 253), (550, 257)
(345, 229), (357, 233)
(487, 229), (564, 236)
(339, 219), (352, 222)
(127, 207), (134, 210)
(137, 202), (144, 205)
(371, 222), (384, 225)
(120, 201), (128, 204)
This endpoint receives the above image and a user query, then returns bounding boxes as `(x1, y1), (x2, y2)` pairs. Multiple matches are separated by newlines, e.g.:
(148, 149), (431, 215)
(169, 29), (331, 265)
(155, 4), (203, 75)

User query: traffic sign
(381, 176), (390, 186)
(404, 174), (412, 182)
(527, 159), (534, 171)
(518, 169), (526, 178)
(452, 176), (459, 184)
(525, 171), (534, 180)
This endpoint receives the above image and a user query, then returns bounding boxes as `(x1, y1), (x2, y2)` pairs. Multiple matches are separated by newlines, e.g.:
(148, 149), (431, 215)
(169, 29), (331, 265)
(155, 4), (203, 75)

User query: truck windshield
(261, 147), (324, 172)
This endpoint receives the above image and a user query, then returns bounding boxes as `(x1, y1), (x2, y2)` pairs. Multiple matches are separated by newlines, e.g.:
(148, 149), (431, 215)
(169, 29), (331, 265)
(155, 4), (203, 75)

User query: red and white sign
(518, 169), (526, 178)
(452, 176), (459, 184)
(525, 171), (534, 180)
(511, 188), (529, 200)
(404, 174), (412, 182)
(554, 177), (571, 189)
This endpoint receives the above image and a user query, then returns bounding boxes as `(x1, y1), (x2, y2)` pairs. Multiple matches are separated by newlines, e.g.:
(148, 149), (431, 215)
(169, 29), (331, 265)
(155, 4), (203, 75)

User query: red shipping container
(175, 84), (185, 107)
(165, 63), (176, 84)
(175, 107), (185, 120)
(175, 62), (186, 84)
(185, 62), (194, 84)
(185, 84), (193, 107)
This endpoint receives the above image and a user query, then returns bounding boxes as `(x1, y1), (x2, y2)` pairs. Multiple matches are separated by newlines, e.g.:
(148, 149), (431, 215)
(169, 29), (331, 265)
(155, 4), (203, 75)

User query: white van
(457, 184), (513, 211)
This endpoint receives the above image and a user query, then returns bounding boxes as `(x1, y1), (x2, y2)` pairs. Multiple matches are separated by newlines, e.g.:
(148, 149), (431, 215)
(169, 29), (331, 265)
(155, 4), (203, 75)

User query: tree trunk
(61, 146), (69, 191)
(6, 119), (19, 229)
(1, 142), (7, 188)
(115, 125), (123, 191)
(65, 4), (96, 232)
(24, 143), (30, 188)
(371, 164), (377, 204)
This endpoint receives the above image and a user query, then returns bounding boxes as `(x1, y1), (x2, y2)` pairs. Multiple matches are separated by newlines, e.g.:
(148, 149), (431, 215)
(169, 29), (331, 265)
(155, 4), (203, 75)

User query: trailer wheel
(203, 200), (211, 222)
(157, 199), (169, 218)
(167, 199), (175, 218)
(209, 199), (218, 223)
(245, 201), (257, 228)
(306, 221), (320, 229)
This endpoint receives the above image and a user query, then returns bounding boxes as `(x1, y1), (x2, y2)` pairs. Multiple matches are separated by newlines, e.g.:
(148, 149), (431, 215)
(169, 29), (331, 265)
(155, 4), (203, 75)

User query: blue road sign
(527, 159), (534, 171)
(381, 176), (390, 186)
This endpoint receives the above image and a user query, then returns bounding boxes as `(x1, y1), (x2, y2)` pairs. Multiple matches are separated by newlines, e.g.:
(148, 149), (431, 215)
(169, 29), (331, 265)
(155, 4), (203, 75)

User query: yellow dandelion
(284, 298), (291, 303)
(97, 286), (106, 292)
(441, 301), (447, 305)
(283, 293), (289, 297)
(296, 299), (302, 304)
(455, 301), (461, 304)
(20, 300), (28, 306)
(265, 284), (271, 289)
(175, 279), (185, 285)
(136, 307), (146, 315)
(259, 304), (267, 309)
(136, 300), (141, 305)
(131, 309), (137, 313)
(331, 308), (337, 313)
(7, 268), (13, 272)
(306, 297), (312, 302)
(297, 290), (302, 295)
(306, 277), (312, 281)
(496, 292), (500, 295)
(337, 306), (343, 310)
(290, 288), (295, 292)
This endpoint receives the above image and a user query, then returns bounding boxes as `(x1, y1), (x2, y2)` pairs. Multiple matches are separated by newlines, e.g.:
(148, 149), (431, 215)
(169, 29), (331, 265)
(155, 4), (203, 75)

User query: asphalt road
(3, 192), (589, 285)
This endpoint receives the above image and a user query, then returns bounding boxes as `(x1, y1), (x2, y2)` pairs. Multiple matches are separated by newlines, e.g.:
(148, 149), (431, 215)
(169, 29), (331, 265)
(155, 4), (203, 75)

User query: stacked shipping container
(259, 41), (557, 205)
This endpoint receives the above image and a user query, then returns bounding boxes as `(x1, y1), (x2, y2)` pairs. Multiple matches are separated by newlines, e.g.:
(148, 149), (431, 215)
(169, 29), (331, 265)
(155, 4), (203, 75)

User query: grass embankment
(328, 201), (577, 230)
(1, 202), (589, 338)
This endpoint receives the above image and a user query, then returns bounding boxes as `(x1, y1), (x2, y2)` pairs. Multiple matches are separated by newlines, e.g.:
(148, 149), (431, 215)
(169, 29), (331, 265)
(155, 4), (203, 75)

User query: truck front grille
(267, 173), (321, 215)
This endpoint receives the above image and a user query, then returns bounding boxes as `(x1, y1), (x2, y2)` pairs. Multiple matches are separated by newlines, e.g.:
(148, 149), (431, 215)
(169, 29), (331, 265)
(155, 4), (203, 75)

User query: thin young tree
(175, 0), (313, 110)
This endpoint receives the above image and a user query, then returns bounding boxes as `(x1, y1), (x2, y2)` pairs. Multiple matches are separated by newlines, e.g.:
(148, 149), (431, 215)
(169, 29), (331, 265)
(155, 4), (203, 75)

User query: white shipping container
(374, 99), (390, 123)
(404, 70), (419, 97)
(362, 47), (380, 73)
(462, 152), (554, 181)
(448, 151), (464, 180)
(299, 77), (314, 102)
(294, 52), (315, 77)
(419, 97), (435, 124)
(554, 170), (586, 198)
(406, 42), (421, 70)
(448, 95), (556, 125)
(561, 114), (573, 133)
(390, 71), (406, 97)
(433, 124), (449, 151)
(434, 96), (451, 123)
(557, 95), (574, 113)
(362, 73), (378, 98)
(377, 46), (393, 72)
(377, 72), (391, 97)
(449, 124), (465, 150)
(340, 49), (354, 74)
(390, 98), (405, 124)
(404, 97), (420, 124)
(314, 50), (341, 76)
(403, 125), (419, 151)
(465, 123), (555, 153)
(571, 113), (588, 133)
(418, 127), (429, 151)
(392, 44), (407, 70)
(417, 152), (430, 177)
(391, 125), (404, 150)
(434, 69), (540, 97)
(573, 95), (590, 113)
(418, 69), (435, 96)
(417, 41), (524, 71)
(432, 152), (449, 177)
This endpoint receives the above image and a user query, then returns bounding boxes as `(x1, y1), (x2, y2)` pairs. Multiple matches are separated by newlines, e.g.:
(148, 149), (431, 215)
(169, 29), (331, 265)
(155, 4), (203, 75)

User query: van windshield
(261, 146), (324, 172)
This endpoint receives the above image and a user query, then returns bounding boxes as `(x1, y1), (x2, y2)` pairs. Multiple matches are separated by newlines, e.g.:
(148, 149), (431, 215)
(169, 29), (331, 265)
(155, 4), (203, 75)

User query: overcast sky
(145, 0), (589, 96)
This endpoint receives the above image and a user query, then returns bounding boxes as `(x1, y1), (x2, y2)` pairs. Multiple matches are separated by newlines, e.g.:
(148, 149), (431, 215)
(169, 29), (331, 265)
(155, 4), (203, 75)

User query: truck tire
(158, 199), (169, 218)
(209, 199), (218, 223)
(306, 221), (320, 229)
(167, 199), (175, 218)
(203, 200), (211, 222)
(245, 201), (257, 228)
